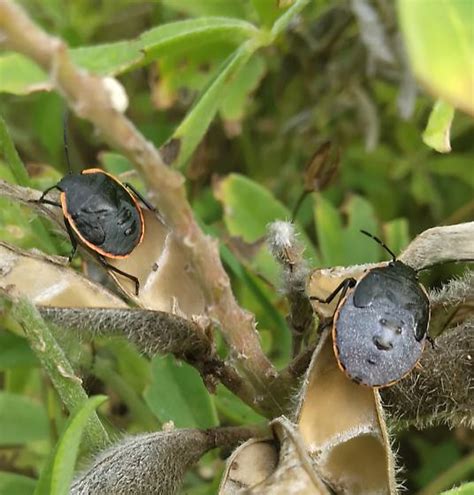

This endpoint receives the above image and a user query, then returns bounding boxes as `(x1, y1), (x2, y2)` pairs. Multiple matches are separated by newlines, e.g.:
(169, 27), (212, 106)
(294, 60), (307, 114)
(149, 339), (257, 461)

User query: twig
(0, 0), (278, 414)
(267, 221), (317, 356)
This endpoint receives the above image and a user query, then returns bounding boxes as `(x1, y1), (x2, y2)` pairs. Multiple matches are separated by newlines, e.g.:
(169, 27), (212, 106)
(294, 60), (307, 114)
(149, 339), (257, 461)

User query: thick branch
(0, 0), (278, 414)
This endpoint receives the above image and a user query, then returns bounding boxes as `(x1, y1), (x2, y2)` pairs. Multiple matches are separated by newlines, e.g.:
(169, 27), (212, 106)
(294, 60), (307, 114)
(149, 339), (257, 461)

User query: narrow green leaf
(0, 392), (49, 445)
(35, 395), (107, 495)
(219, 53), (266, 121)
(0, 472), (36, 495)
(398, 0), (474, 115)
(141, 17), (258, 61)
(144, 356), (218, 429)
(271, 0), (310, 37)
(168, 42), (257, 168)
(422, 100), (455, 153)
(0, 117), (30, 186)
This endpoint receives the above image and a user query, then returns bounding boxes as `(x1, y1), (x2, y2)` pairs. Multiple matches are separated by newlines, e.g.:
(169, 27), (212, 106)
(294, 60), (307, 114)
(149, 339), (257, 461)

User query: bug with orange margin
(35, 116), (155, 295)
(311, 231), (431, 387)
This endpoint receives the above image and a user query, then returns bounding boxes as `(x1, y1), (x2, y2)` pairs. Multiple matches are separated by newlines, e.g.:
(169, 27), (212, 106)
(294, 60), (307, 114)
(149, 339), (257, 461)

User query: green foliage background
(0, 0), (472, 493)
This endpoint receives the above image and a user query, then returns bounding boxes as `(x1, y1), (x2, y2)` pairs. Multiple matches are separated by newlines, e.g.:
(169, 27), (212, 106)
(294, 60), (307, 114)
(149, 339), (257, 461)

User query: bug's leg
(97, 255), (140, 296)
(35, 185), (60, 203)
(426, 335), (436, 349)
(36, 199), (61, 207)
(64, 218), (78, 262)
(124, 183), (156, 211)
(125, 182), (166, 224)
(310, 277), (356, 305)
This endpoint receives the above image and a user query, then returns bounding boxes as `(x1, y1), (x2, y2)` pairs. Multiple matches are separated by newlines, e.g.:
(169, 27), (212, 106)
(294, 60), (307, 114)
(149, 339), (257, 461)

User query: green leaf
(216, 173), (316, 252)
(99, 151), (135, 175)
(440, 483), (474, 495)
(427, 155), (474, 188)
(343, 195), (379, 264)
(144, 356), (218, 429)
(214, 385), (265, 425)
(0, 116), (30, 186)
(398, 0), (474, 115)
(383, 218), (410, 256)
(251, 0), (282, 26)
(0, 392), (49, 445)
(0, 54), (48, 95)
(0, 332), (37, 370)
(315, 194), (379, 266)
(70, 40), (142, 76)
(423, 100), (455, 153)
(314, 195), (344, 266)
(35, 395), (107, 495)
(141, 17), (258, 61)
(215, 173), (318, 285)
(0, 18), (258, 95)
(219, 53), (266, 121)
(160, 0), (250, 19)
(168, 42), (258, 168)
(0, 472), (36, 495)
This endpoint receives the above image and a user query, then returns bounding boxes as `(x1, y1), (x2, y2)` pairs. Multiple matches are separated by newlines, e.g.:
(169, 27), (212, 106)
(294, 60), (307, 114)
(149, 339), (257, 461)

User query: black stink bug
(311, 231), (430, 387)
(35, 119), (155, 295)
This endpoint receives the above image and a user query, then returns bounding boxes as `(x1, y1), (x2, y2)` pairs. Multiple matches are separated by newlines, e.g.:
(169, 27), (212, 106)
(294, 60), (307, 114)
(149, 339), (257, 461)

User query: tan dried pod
(296, 330), (397, 495)
(218, 438), (279, 494)
(0, 242), (125, 308)
(219, 418), (330, 495)
(105, 210), (205, 316)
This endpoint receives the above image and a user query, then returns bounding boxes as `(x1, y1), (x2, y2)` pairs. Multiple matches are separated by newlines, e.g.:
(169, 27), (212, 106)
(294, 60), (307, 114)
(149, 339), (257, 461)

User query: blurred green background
(0, 1), (472, 493)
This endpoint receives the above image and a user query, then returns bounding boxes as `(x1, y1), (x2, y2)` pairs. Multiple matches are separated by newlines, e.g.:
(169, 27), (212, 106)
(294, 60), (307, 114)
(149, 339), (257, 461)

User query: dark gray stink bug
(311, 231), (430, 387)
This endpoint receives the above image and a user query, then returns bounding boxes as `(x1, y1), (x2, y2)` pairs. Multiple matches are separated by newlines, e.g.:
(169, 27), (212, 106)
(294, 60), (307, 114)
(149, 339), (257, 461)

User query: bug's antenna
(360, 230), (397, 261)
(63, 110), (72, 175)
